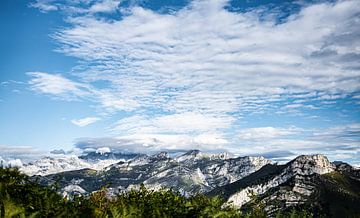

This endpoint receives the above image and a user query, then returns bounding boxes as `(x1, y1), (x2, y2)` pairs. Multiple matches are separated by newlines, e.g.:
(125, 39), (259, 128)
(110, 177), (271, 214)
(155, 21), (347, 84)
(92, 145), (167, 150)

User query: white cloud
(30, 0), (121, 14)
(76, 133), (229, 154)
(27, 72), (89, 100)
(0, 145), (45, 163)
(71, 117), (101, 127)
(44, 0), (360, 115)
(89, 0), (120, 13)
(95, 147), (111, 154)
(74, 123), (360, 164)
(238, 126), (301, 140)
(28, 72), (141, 112)
(27, 0), (360, 163)
(193, 133), (228, 145)
(29, 0), (58, 12)
(233, 124), (360, 164)
(112, 112), (234, 134)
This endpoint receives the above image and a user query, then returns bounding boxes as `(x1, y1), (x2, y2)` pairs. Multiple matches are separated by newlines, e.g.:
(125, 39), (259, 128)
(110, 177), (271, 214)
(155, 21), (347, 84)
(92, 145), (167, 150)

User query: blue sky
(0, 0), (359, 164)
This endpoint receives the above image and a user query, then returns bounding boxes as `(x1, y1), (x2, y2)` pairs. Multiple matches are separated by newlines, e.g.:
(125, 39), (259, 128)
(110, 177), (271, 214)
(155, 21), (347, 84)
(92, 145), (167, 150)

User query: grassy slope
(314, 171), (360, 217)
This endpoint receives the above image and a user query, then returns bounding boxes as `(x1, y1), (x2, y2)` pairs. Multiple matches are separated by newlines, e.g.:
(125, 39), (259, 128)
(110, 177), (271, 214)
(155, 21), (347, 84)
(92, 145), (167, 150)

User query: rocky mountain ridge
(19, 151), (137, 176)
(19, 150), (359, 216)
(220, 154), (335, 208)
(31, 150), (270, 197)
(209, 154), (360, 217)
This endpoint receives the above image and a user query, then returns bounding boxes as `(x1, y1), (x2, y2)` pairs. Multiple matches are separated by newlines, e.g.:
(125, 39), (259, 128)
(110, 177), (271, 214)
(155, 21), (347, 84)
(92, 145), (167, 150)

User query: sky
(0, 0), (359, 165)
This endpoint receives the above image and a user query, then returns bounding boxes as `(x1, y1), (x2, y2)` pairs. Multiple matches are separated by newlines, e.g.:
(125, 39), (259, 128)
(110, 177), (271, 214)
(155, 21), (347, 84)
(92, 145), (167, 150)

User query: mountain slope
(35, 150), (271, 197)
(20, 152), (136, 176)
(209, 154), (360, 217)
(24, 151), (360, 216)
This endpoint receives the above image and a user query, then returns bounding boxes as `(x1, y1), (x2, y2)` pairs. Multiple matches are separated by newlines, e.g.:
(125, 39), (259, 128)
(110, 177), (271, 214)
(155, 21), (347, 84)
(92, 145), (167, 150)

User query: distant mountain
(20, 151), (137, 176)
(33, 150), (270, 197)
(209, 154), (360, 217)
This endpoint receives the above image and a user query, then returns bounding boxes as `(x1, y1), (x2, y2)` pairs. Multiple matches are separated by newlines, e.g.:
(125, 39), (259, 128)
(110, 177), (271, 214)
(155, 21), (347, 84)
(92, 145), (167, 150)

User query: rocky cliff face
(127, 152), (270, 195)
(208, 154), (360, 217)
(288, 154), (335, 175)
(226, 154), (335, 208)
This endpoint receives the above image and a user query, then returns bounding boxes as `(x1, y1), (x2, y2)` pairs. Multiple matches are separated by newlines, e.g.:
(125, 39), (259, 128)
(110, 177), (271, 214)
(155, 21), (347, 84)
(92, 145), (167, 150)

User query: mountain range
(19, 150), (360, 217)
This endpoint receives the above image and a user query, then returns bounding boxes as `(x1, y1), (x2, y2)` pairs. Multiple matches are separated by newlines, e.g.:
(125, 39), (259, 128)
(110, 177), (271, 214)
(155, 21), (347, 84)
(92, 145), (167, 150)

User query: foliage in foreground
(0, 167), (313, 218)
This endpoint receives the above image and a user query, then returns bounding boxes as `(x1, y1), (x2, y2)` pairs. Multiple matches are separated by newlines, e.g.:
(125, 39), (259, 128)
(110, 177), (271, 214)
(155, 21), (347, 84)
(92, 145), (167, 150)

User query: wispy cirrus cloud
(29, 0), (360, 116)
(237, 126), (302, 140)
(27, 72), (89, 100)
(27, 72), (138, 112)
(71, 117), (101, 127)
(29, 0), (58, 12)
(30, 0), (122, 14)
(111, 112), (234, 135)
(88, 0), (120, 13)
